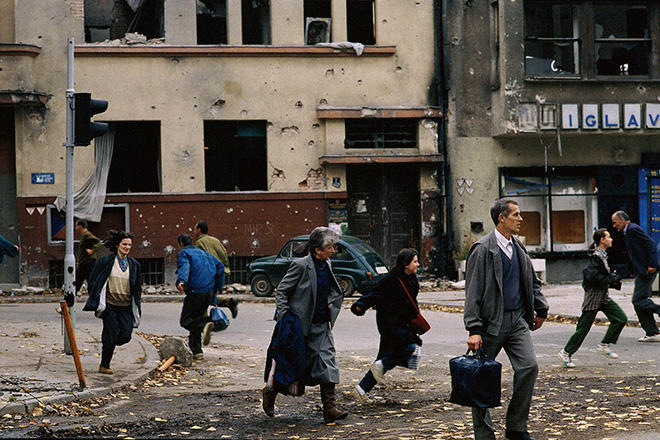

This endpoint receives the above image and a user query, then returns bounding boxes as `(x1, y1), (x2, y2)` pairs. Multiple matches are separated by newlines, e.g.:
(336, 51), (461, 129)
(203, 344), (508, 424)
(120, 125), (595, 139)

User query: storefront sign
(521, 103), (660, 131)
(559, 103), (660, 131)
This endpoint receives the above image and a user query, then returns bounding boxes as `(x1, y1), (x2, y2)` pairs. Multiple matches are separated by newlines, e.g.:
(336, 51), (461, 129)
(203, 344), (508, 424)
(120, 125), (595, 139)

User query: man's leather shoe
(505, 429), (536, 440)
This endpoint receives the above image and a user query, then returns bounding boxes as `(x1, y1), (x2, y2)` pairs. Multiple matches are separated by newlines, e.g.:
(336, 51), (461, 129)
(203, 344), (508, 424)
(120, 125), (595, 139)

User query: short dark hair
(76, 219), (88, 229)
(613, 210), (630, 221)
(593, 228), (608, 245)
(196, 221), (209, 234)
(103, 230), (134, 254)
(308, 226), (339, 255)
(178, 234), (193, 247)
(490, 199), (518, 226)
(391, 248), (419, 274)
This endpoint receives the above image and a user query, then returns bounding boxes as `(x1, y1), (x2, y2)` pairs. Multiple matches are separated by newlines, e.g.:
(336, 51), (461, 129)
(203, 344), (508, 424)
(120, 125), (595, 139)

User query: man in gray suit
(262, 226), (347, 423)
(464, 199), (549, 440)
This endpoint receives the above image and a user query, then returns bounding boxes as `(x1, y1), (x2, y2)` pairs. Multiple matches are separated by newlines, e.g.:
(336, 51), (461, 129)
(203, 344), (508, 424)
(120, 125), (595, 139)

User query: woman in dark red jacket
(350, 248), (422, 404)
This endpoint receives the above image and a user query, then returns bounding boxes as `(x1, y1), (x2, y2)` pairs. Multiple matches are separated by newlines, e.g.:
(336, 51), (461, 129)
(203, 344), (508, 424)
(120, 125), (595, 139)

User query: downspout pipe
(430, 0), (454, 278)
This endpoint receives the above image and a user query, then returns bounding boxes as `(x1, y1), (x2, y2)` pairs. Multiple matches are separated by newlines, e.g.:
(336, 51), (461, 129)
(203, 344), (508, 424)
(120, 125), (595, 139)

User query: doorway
(347, 164), (420, 266)
(0, 107), (19, 286)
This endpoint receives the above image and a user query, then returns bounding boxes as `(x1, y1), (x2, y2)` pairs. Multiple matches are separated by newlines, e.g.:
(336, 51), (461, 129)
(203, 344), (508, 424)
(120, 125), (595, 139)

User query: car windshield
(346, 239), (377, 255)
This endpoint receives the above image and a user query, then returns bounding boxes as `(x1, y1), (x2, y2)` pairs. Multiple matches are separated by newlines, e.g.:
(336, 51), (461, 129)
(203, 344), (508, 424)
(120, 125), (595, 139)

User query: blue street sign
(32, 173), (54, 184)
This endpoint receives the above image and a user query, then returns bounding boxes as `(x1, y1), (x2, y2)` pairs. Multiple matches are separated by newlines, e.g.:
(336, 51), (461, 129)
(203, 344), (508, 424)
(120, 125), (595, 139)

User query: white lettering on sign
(582, 104), (599, 130)
(624, 104), (642, 129)
(647, 104), (660, 129)
(602, 104), (620, 129)
(524, 103), (660, 131)
(561, 104), (579, 129)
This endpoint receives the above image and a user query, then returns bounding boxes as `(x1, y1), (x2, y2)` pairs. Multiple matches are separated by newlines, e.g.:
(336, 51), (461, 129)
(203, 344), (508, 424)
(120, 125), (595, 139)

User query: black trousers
(101, 303), (133, 368)
(75, 261), (95, 293)
(179, 292), (213, 354)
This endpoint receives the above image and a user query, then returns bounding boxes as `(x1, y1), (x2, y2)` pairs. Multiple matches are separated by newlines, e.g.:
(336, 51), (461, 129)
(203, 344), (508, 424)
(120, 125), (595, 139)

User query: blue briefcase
(449, 348), (502, 408)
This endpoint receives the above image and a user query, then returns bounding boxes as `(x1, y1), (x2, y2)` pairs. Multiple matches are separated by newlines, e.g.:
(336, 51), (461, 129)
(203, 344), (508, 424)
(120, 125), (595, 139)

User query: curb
(0, 333), (160, 415)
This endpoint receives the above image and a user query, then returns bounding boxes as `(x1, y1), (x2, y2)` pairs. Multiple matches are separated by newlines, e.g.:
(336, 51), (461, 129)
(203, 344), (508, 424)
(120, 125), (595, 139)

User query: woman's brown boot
(320, 383), (348, 423)
(262, 386), (277, 417)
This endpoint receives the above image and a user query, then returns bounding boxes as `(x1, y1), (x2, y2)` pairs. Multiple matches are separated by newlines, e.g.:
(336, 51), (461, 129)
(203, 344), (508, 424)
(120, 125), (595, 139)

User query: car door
(270, 239), (307, 286)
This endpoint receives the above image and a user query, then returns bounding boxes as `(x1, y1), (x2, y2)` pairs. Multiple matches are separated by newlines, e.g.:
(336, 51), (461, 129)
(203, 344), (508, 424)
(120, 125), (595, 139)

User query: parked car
(247, 235), (389, 297)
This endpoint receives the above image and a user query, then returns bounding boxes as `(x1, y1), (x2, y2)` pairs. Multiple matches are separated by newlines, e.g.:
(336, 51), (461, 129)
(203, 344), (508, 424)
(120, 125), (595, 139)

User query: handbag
(398, 278), (431, 335)
(210, 306), (230, 331)
(448, 348), (502, 408)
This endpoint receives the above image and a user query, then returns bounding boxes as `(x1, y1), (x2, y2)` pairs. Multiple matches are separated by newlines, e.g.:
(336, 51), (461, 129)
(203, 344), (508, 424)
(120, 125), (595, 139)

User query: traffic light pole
(63, 37), (76, 354)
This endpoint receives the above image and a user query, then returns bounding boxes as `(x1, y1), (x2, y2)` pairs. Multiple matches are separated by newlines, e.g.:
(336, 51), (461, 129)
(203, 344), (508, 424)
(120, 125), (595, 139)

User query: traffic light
(73, 92), (108, 146)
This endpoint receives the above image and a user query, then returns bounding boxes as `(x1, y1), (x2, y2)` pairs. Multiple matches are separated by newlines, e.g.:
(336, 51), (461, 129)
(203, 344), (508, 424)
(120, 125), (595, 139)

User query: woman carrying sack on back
(558, 228), (627, 368)
(350, 248), (424, 404)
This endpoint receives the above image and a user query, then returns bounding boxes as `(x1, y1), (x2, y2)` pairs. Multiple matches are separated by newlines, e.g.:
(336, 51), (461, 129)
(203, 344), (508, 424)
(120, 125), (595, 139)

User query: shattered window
(106, 122), (162, 193)
(204, 121), (267, 191)
(595, 5), (649, 76)
(501, 167), (598, 252)
(347, 0), (375, 45)
(305, 0), (331, 45)
(524, 1), (579, 77)
(84, 0), (164, 43)
(197, 0), (227, 44)
(242, 0), (271, 45)
(345, 119), (417, 149)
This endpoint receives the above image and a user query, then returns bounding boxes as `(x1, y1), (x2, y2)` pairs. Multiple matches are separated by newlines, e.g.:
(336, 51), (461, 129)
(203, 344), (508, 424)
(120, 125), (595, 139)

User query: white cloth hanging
(54, 127), (115, 222)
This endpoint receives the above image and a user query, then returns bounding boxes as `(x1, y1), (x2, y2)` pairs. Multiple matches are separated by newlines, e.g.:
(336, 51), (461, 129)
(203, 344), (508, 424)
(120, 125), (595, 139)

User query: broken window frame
(523, 1), (659, 80)
(344, 118), (418, 150)
(203, 120), (268, 192)
(305, 0), (332, 45)
(241, 0), (271, 45)
(594, 3), (651, 76)
(500, 167), (598, 253)
(84, 0), (164, 43)
(346, 0), (376, 45)
(524, 1), (581, 78)
(105, 121), (162, 194)
(197, 0), (228, 45)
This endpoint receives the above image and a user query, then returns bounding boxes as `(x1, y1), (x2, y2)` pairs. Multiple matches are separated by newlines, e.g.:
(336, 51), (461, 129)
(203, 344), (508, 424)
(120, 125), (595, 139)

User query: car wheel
(251, 274), (273, 297)
(337, 277), (356, 297)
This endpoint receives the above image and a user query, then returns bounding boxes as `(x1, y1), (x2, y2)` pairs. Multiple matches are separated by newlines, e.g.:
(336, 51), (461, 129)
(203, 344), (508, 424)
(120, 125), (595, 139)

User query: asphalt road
(4, 298), (660, 439)
(5, 298), (660, 378)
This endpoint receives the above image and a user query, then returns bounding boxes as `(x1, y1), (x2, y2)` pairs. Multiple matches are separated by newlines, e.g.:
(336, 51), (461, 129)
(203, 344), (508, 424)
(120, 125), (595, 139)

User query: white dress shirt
(495, 229), (514, 260)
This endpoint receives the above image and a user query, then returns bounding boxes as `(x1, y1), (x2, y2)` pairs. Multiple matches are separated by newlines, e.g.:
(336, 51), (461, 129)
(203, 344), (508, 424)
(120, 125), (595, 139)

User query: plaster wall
(164, 0), (196, 45)
(65, 0), (435, 197)
(0, 0), (14, 42)
(11, 0), (90, 198)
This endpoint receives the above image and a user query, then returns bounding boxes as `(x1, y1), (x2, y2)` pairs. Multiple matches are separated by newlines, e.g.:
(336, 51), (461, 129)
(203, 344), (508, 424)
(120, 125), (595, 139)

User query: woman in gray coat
(262, 226), (348, 423)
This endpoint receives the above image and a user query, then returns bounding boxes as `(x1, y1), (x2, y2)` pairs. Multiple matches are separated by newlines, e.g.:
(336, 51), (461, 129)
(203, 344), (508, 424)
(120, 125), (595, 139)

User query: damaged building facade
(446, 0), (660, 281)
(1, 0), (449, 287)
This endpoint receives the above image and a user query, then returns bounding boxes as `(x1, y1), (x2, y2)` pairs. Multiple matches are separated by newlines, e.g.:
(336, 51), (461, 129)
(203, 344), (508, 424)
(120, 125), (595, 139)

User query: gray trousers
(632, 273), (660, 336)
(472, 309), (538, 440)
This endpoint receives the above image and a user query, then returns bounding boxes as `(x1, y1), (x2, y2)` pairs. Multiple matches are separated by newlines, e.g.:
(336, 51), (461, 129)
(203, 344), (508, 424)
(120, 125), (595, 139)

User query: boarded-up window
(519, 211), (541, 245)
(551, 210), (585, 243)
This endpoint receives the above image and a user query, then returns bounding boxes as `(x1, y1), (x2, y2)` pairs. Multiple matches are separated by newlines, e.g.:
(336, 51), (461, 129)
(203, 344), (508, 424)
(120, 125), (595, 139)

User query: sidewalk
(0, 281), (643, 415)
(0, 318), (159, 415)
(417, 279), (640, 325)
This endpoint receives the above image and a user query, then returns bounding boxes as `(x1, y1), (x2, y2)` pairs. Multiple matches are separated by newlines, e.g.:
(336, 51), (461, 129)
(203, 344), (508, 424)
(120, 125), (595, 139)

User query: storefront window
(501, 169), (597, 252)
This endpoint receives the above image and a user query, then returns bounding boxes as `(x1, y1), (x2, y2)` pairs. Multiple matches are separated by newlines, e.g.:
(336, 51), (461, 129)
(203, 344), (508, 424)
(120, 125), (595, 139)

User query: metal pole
(63, 38), (76, 354)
